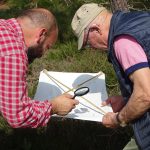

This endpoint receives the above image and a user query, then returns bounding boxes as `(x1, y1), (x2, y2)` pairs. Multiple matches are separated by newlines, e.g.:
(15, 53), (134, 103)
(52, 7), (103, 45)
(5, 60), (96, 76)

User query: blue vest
(108, 11), (150, 150)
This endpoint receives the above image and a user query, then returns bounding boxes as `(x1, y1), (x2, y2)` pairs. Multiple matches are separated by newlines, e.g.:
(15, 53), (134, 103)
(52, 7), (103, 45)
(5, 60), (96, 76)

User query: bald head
(17, 8), (58, 62)
(17, 8), (57, 35)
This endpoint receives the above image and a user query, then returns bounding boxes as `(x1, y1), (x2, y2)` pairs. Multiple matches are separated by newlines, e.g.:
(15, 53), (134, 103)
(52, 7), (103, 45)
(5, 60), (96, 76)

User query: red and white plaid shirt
(0, 18), (52, 128)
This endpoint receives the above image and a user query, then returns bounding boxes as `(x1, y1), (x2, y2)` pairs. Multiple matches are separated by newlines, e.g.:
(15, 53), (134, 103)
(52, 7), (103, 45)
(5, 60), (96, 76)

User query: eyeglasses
(83, 28), (91, 48)
(83, 13), (108, 49)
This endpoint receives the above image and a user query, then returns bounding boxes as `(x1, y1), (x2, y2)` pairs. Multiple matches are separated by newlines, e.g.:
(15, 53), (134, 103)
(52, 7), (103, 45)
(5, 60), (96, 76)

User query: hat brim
(77, 7), (106, 50)
(78, 30), (84, 50)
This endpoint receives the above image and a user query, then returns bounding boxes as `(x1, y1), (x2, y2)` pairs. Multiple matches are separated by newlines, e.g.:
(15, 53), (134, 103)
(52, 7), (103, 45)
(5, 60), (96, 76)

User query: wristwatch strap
(116, 112), (127, 127)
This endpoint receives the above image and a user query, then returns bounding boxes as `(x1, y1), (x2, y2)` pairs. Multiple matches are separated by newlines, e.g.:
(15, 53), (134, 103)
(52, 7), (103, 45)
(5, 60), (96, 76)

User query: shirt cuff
(40, 100), (52, 127)
(125, 62), (149, 76)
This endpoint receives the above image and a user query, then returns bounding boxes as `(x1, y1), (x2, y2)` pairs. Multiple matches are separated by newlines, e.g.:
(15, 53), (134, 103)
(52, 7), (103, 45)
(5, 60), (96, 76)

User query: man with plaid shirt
(0, 8), (79, 128)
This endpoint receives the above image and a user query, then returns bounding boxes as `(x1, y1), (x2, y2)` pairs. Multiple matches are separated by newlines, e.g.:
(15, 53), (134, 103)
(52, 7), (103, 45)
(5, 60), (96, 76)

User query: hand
(102, 112), (119, 128)
(101, 96), (125, 113)
(50, 94), (79, 116)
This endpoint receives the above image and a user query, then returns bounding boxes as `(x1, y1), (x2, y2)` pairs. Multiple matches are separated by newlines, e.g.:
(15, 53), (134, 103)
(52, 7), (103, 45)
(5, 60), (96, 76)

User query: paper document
(34, 70), (112, 122)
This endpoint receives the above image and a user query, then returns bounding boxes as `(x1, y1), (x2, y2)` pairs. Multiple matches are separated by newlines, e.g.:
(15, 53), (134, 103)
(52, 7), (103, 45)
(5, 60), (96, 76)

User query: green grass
(27, 41), (120, 98)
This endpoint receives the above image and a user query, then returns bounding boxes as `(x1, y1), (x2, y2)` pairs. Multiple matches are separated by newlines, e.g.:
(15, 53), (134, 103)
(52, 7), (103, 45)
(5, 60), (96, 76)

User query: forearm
(118, 93), (150, 124)
(119, 68), (150, 124)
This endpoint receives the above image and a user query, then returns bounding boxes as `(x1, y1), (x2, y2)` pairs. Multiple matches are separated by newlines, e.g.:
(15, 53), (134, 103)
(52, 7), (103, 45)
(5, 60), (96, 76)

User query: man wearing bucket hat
(71, 3), (150, 150)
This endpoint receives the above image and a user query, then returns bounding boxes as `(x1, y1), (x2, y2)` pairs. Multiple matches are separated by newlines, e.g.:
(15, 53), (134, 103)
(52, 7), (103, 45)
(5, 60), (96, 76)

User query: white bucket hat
(71, 3), (106, 50)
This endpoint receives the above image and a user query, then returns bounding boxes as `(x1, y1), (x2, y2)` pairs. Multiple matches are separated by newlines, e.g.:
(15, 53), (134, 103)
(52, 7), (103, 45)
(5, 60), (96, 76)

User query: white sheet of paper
(34, 70), (112, 122)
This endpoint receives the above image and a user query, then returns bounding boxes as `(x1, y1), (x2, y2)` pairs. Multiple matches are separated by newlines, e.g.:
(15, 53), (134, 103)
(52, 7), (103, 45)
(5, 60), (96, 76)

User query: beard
(27, 42), (44, 64)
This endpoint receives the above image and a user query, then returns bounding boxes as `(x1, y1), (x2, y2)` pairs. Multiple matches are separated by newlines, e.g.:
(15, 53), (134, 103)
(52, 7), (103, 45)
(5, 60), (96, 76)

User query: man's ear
(90, 24), (102, 35)
(36, 28), (47, 44)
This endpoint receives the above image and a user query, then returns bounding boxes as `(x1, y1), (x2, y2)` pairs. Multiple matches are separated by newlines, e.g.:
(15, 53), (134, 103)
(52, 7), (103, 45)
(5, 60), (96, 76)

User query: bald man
(0, 8), (79, 128)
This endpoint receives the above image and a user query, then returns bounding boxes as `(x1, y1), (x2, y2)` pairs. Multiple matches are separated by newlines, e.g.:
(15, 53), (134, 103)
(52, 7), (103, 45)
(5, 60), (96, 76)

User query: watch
(116, 112), (127, 127)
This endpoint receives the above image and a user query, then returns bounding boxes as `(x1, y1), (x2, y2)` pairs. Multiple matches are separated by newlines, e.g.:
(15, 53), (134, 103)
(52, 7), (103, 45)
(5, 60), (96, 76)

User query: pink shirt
(114, 35), (149, 75)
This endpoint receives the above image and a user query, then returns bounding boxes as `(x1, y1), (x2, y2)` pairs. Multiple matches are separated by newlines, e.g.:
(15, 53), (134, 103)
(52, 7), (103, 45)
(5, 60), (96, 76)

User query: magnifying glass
(72, 87), (89, 99)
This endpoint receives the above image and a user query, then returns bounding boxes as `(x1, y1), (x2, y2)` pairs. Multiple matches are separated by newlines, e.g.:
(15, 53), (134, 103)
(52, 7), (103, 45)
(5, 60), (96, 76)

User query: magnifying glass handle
(72, 95), (76, 99)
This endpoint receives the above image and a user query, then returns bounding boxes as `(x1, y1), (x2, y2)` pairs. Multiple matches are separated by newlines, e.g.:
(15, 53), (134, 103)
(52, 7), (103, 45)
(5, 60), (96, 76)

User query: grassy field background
(0, 0), (149, 150)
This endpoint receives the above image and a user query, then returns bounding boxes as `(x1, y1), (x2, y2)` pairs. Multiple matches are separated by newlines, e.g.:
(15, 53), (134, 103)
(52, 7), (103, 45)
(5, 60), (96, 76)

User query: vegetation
(0, 0), (150, 150)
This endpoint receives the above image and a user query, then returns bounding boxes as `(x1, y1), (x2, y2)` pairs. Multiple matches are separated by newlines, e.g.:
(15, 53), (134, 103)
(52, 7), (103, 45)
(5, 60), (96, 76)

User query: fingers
(72, 104), (76, 109)
(101, 101), (107, 106)
(102, 112), (119, 128)
(71, 99), (79, 110)
(52, 94), (79, 115)
(101, 98), (111, 106)
(72, 99), (79, 105)
(63, 93), (73, 98)
(63, 93), (79, 105)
